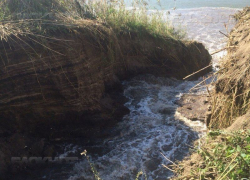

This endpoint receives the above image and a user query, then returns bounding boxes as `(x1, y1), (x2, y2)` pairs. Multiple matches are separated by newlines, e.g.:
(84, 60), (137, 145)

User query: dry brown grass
(208, 7), (250, 129)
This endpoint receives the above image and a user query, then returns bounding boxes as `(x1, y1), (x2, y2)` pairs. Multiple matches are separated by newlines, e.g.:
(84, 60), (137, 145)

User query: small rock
(144, 159), (161, 171)
(158, 106), (176, 115)
(162, 144), (173, 151)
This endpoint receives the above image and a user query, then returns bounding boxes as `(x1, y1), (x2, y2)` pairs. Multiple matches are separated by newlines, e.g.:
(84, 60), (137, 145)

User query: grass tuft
(91, 0), (185, 40)
(0, 0), (185, 41)
(172, 130), (250, 180)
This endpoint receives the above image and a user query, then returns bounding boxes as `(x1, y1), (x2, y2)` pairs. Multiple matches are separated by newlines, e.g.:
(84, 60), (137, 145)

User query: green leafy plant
(172, 130), (250, 179)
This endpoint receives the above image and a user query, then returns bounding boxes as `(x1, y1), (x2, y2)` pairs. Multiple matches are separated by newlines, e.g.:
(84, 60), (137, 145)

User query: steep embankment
(209, 7), (250, 129)
(0, 20), (211, 139)
(0, 19), (211, 176)
(172, 7), (250, 180)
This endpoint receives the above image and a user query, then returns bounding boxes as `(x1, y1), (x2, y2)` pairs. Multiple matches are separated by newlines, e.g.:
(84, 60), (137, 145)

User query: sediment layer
(0, 20), (211, 138)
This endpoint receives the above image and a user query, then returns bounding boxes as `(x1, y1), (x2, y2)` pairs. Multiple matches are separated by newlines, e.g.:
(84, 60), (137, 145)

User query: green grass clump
(173, 130), (250, 179)
(92, 0), (185, 40)
(0, 0), (184, 41)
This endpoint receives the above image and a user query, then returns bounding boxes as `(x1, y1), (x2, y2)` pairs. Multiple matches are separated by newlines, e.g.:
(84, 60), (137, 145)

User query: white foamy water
(165, 7), (239, 67)
(68, 7), (239, 180)
(70, 76), (205, 180)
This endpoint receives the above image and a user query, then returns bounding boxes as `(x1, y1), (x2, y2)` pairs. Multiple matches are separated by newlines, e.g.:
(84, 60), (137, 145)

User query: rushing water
(69, 77), (205, 180)
(63, 7), (240, 180)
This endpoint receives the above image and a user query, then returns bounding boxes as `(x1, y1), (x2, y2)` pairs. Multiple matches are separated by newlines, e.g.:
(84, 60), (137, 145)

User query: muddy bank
(176, 94), (210, 123)
(0, 19), (211, 177)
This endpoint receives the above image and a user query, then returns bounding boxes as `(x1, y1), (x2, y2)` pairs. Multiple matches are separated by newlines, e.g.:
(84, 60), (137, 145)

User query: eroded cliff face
(0, 20), (211, 138)
(0, 19), (212, 177)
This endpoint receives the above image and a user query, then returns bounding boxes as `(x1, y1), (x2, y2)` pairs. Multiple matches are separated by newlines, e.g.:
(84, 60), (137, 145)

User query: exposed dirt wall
(0, 20), (211, 138)
(0, 19), (211, 177)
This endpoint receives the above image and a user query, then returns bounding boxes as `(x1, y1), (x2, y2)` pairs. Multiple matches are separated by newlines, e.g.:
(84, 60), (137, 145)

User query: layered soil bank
(0, 19), (211, 177)
(0, 20), (211, 138)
